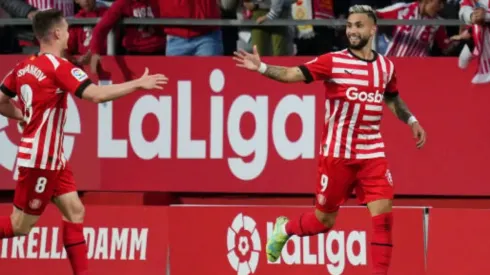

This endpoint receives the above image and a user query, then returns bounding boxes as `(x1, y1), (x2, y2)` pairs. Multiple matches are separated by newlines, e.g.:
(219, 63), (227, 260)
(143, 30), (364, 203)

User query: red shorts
(315, 156), (394, 213)
(14, 165), (77, 216)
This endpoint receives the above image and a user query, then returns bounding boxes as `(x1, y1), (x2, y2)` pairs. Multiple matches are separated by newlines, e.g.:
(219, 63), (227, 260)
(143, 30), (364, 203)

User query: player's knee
(315, 209), (337, 228)
(10, 217), (35, 236)
(368, 199), (392, 217)
(65, 203), (85, 223)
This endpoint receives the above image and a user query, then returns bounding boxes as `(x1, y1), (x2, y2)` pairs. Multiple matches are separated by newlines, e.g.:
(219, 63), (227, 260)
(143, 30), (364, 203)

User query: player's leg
(52, 167), (88, 275)
(0, 168), (57, 238)
(266, 157), (356, 262)
(356, 158), (395, 275)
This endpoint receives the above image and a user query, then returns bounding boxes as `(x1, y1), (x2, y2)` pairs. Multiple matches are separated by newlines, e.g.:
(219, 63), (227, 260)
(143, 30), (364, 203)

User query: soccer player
(233, 5), (426, 275)
(0, 9), (167, 275)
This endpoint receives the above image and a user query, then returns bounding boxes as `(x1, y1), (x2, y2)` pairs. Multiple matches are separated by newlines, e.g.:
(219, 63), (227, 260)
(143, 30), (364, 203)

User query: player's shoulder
(308, 49), (350, 63)
(21, 53), (69, 72)
(376, 52), (396, 78)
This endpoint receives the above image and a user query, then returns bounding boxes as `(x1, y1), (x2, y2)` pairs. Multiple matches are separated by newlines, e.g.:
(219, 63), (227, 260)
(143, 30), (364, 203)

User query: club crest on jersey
(29, 199), (42, 210)
(71, 68), (88, 82)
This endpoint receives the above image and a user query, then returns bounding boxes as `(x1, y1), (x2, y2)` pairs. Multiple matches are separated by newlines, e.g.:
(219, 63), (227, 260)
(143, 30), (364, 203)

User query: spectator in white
(458, 0), (490, 84)
(245, 0), (294, 56)
(0, 0), (74, 54)
(376, 0), (454, 57)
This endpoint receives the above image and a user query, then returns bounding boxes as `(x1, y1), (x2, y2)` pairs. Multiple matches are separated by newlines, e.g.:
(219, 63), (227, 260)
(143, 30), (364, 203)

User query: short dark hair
(32, 9), (64, 40)
(348, 5), (377, 24)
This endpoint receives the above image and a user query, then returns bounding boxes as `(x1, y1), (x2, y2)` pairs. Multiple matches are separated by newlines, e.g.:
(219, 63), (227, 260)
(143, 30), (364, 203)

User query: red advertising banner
(427, 208), (490, 274)
(168, 206), (426, 275)
(0, 55), (489, 195)
(0, 204), (168, 275)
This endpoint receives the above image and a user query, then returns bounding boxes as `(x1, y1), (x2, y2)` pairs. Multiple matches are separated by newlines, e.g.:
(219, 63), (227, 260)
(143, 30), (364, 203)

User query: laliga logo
(0, 94), (81, 180)
(227, 213), (262, 275)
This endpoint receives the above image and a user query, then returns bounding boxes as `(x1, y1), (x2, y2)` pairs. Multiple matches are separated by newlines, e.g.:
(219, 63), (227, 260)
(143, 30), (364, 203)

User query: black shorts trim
(1, 85), (16, 98)
(298, 65), (314, 84)
(13, 203), (23, 211)
(65, 240), (86, 248)
(75, 79), (93, 98)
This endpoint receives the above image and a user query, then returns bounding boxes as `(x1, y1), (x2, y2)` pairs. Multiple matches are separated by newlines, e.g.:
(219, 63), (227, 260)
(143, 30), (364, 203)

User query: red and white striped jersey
(0, 54), (92, 170)
(376, 2), (447, 57)
(299, 49), (397, 160)
(459, 1), (490, 83)
(27, 0), (74, 17)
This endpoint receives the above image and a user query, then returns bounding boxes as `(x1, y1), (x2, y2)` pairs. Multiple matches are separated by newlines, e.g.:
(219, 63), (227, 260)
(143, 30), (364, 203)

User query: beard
(347, 35), (370, 50)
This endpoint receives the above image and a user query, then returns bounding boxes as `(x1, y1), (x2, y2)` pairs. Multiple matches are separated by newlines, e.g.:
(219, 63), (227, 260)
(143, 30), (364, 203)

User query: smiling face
(346, 11), (377, 51)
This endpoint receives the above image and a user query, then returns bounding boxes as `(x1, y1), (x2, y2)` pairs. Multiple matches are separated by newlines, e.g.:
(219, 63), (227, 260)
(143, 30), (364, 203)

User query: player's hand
(410, 122), (426, 149)
(471, 8), (485, 25)
(89, 53), (101, 74)
(77, 51), (92, 66)
(449, 29), (471, 42)
(137, 67), (168, 90)
(233, 45), (262, 71)
(256, 15), (268, 24)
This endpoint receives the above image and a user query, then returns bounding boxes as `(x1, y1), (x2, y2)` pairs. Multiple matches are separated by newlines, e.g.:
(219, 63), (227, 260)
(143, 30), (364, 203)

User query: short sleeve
(0, 69), (17, 98)
(55, 60), (93, 98)
(386, 67), (398, 95)
(298, 54), (333, 83)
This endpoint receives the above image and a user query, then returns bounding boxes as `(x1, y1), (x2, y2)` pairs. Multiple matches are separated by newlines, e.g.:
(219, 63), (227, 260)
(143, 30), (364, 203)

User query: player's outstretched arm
(384, 93), (426, 149)
(233, 45), (306, 83)
(81, 68), (168, 103)
(0, 91), (22, 120)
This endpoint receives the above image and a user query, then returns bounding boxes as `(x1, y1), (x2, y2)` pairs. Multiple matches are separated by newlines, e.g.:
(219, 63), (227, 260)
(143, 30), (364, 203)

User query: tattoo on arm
(264, 66), (305, 83)
(384, 95), (413, 123)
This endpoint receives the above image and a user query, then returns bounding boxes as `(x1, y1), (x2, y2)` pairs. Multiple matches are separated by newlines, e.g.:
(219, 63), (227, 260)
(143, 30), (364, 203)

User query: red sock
(371, 212), (393, 275)
(0, 216), (14, 239)
(63, 221), (88, 275)
(285, 212), (331, 236)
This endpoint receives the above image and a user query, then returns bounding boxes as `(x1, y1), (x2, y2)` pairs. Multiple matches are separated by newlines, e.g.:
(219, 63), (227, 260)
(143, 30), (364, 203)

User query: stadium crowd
(0, 0), (473, 59)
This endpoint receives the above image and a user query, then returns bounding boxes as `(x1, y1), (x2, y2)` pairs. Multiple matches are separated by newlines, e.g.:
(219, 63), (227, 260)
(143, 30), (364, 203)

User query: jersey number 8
(35, 177), (48, 194)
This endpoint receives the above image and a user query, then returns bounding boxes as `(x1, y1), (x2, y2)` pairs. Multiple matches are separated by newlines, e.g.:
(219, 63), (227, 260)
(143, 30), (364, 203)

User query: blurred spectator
(66, 0), (108, 66)
(0, 0), (38, 53)
(376, 0), (457, 57)
(245, 0), (294, 56)
(88, 0), (165, 72)
(458, 0), (490, 84)
(161, 0), (223, 56)
(221, 0), (239, 56)
(294, 0), (335, 55)
(1, 0), (75, 53)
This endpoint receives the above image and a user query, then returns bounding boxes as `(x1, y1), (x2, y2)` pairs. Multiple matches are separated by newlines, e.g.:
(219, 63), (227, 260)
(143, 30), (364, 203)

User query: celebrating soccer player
(0, 9), (167, 275)
(234, 5), (426, 275)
